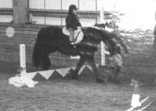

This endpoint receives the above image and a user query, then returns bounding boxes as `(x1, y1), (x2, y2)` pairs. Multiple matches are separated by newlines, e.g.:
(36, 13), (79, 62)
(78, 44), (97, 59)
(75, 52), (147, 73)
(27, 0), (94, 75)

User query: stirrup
(71, 42), (74, 45)
(70, 41), (76, 45)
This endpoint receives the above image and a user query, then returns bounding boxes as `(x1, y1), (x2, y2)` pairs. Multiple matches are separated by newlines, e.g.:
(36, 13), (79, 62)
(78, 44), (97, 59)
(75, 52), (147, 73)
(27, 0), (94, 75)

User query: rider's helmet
(68, 4), (77, 14)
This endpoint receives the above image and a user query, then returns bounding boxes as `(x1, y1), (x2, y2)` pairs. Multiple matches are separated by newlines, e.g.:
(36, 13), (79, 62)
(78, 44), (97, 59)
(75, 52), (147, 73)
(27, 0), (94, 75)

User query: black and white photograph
(0, 0), (156, 111)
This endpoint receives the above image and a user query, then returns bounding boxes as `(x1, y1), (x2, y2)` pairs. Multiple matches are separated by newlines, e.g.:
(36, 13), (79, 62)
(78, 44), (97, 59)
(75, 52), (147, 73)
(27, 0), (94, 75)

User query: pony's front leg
(111, 66), (121, 84)
(72, 56), (85, 80)
(88, 57), (104, 83)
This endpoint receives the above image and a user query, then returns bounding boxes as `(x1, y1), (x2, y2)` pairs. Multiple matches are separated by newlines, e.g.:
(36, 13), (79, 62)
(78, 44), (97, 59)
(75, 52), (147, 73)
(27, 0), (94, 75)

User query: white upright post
(100, 5), (105, 66)
(101, 42), (105, 66)
(20, 44), (26, 73)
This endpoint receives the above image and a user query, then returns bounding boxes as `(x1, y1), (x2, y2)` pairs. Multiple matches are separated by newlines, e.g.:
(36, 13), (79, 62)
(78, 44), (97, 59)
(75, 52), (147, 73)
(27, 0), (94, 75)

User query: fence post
(100, 5), (105, 66)
(13, 0), (29, 24)
(20, 44), (26, 73)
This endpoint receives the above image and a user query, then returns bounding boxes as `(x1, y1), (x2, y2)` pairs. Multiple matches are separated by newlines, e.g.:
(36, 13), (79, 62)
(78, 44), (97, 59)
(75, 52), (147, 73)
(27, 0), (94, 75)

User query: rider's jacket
(66, 13), (82, 30)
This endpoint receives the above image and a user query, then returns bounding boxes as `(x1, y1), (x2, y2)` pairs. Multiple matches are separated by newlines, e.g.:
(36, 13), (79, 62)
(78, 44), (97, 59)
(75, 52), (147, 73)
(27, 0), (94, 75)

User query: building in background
(0, 0), (155, 29)
(0, 0), (124, 26)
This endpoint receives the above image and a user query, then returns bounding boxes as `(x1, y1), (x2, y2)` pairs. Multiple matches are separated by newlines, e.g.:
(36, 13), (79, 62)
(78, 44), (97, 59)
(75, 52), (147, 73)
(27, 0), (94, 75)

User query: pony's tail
(32, 42), (41, 68)
(32, 28), (44, 68)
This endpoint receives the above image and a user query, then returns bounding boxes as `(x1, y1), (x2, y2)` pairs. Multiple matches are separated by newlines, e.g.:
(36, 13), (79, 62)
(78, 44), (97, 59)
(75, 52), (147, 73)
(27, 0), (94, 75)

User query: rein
(74, 30), (81, 42)
(83, 28), (92, 43)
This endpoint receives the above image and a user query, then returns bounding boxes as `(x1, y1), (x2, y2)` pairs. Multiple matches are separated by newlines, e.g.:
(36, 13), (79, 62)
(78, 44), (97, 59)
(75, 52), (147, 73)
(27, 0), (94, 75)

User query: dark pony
(32, 25), (121, 83)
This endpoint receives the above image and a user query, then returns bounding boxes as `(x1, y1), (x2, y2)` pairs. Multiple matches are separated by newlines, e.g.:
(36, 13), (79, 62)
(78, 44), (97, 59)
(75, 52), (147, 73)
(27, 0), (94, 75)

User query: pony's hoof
(96, 77), (104, 83)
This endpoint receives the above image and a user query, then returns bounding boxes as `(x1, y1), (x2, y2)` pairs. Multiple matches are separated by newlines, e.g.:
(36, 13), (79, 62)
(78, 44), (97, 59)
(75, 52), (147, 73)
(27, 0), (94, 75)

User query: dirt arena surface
(0, 73), (156, 111)
(0, 29), (156, 111)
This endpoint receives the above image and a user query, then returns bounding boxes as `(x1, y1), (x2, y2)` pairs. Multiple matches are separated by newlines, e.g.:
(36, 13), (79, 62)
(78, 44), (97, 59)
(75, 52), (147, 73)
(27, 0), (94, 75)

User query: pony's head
(96, 29), (119, 56)
(83, 26), (119, 56)
(105, 38), (119, 56)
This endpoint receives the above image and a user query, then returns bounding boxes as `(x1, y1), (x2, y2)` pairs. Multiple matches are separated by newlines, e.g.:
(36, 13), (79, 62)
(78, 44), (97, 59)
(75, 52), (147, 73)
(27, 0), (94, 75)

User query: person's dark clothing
(66, 13), (82, 30)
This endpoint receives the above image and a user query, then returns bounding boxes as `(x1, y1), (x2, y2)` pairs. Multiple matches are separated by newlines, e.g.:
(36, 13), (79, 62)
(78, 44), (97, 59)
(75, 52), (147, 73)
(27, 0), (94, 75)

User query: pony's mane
(85, 26), (114, 38)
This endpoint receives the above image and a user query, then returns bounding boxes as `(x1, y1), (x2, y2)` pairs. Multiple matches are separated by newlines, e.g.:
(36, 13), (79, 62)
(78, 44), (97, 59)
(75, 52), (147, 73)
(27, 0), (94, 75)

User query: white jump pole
(19, 44), (26, 74)
(100, 5), (105, 66)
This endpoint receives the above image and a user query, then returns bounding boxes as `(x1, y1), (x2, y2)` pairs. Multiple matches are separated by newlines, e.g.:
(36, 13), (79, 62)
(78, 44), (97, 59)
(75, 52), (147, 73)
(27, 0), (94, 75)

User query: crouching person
(108, 45), (123, 84)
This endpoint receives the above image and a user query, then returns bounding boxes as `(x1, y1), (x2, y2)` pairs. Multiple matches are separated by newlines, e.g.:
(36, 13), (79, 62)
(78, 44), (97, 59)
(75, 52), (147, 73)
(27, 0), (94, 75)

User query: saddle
(62, 27), (84, 44)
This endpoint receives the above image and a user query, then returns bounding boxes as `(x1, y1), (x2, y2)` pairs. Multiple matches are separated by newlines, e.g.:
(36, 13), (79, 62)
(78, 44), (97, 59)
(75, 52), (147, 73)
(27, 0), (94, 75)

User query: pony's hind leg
(88, 56), (104, 83)
(41, 53), (51, 70)
(72, 56), (85, 80)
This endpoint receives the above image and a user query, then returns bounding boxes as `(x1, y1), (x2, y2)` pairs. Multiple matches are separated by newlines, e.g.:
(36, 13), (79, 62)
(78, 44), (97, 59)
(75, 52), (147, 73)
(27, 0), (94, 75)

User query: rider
(66, 4), (82, 44)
